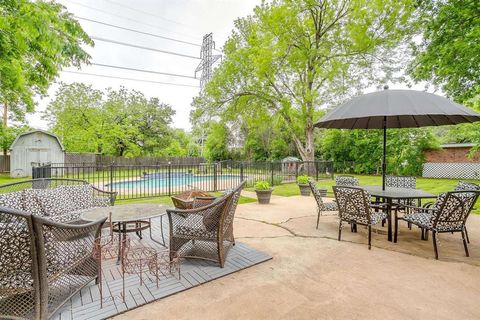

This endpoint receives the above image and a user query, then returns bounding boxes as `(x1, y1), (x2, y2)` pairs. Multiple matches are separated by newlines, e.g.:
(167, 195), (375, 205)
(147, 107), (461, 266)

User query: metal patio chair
(395, 190), (479, 259)
(333, 186), (388, 249)
(334, 175), (359, 187)
(308, 180), (337, 229)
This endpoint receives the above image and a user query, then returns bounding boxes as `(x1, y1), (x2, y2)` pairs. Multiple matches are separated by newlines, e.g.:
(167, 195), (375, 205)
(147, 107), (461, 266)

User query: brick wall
(424, 147), (480, 163)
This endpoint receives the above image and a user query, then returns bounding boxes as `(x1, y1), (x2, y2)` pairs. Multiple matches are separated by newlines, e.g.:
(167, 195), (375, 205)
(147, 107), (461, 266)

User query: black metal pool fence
(31, 160), (334, 200)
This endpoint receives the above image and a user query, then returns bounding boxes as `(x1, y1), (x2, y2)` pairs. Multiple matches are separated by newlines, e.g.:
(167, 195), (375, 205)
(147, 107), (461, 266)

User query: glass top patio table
(81, 204), (168, 222)
(363, 186), (437, 200)
(362, 186), (437, 242)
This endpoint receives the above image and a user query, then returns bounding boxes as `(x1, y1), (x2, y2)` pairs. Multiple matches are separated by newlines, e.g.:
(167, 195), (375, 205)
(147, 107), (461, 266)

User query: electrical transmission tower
(195, 33), (221, 89)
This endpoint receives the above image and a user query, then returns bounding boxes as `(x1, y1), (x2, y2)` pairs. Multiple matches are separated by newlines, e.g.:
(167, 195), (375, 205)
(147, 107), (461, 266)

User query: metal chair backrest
(333, 186), (371, 224)
(385, 176), (416, 189)
(334, 175), (359, 187)
(308, 180), (324, 207)
(432, 191), (479, 231)
(455, 181), (480, 192)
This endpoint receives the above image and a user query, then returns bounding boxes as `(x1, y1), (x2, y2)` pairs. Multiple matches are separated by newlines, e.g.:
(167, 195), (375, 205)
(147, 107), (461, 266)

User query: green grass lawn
(246, 174), (480, 213)
(117, 192), (256, 206)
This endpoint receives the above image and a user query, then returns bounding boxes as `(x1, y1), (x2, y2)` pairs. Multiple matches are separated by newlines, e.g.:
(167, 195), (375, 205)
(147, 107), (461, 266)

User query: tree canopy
(192, 0), (418, 161)
(0, 0), (92, 122)
(44, 83), (194, 157)
(409, 0), (480, 105)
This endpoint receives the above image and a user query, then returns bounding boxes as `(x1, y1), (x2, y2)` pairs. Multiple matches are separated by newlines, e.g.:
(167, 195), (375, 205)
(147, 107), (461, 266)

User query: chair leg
(316, 208), (320, 229)
(465, 225), (470, 244)
(368, 225), (372, 250)
(338, 221), (342, 241)
(394, 212), (398, 243)
(462, 229), (470, 257)
(432, 231), (439, 260)
(424, 229), (429, 241)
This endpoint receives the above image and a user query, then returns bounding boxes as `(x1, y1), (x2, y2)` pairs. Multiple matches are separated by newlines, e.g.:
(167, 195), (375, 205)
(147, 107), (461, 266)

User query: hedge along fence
(64, 153), (205, 166)
(32, 160), (334, 200)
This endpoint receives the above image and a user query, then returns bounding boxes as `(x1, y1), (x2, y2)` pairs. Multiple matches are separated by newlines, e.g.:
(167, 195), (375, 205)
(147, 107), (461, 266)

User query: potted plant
(297, 175), (311, 196)
(254, 180), (273, 204)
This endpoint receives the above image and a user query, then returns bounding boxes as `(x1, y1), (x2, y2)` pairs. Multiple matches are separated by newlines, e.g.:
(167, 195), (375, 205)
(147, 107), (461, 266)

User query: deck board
(51, 217), (271, 320)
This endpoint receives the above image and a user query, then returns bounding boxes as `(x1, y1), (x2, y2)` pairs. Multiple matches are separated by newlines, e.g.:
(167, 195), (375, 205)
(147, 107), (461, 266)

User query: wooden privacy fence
(31, 160), (334, 200)
(0, 155), (10, 172)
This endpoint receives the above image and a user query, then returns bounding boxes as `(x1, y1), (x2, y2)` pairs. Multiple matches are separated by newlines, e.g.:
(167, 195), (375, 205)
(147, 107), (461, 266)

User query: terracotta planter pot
(255, 189), (273, 204)
(298, 184), (311, 196)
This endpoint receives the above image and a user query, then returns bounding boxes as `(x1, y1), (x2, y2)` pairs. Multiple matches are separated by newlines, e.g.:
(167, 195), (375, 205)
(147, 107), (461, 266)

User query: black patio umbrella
(314, 89), (480, 190)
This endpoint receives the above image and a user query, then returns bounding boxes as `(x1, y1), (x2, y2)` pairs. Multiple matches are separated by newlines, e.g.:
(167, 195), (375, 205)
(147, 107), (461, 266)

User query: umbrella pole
(382, 116), (387, 190)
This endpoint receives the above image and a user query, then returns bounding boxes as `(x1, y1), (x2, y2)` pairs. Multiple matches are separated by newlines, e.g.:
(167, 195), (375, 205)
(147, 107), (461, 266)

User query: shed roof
(10, 130), (65, 151)
(282, 156), (301, 162)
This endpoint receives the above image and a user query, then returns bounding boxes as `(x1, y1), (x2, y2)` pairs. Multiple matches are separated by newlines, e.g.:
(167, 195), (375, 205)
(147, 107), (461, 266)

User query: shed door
(27, 148), (50, 166)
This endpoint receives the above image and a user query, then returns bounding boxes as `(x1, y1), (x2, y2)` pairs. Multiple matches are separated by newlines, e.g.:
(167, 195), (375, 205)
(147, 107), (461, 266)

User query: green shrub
(272, 175), (283, 186)
(254, 180), (271, 190)
(297, 175), (311, 185)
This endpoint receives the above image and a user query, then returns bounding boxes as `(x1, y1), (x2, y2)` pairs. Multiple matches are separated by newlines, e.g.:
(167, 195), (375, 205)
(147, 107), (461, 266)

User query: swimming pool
(107, 173), (241, 189)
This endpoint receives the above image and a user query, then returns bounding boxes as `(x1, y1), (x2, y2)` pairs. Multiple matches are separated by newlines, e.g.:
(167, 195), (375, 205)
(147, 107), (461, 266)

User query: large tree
(44, 83), (177, 157)
(192, 0), (417, 161)
(409, 0), (479, 104)
(0, 0), (92, 123)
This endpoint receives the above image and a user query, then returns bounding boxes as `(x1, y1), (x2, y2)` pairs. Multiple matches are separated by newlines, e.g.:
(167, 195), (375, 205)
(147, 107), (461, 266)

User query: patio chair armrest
(91, 186), (118, 205)
(369, 203), (388, 209)
(401, 203), (436, 213)
(192, 196), (217, 208)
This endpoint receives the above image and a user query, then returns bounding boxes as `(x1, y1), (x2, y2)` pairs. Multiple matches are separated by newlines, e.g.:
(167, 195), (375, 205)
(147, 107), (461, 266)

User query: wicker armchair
(308, 180), (337, 229)
(334, 175), (359, 187)
(395, 190), (479, 259)
(333, 186), (387, 249)
(166, 181), (245, 267)
(0, 207), (106, 320)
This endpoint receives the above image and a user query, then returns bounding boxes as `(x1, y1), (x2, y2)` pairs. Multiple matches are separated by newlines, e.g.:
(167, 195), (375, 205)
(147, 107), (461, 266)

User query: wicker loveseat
(0, 178), (116, 223)
(0, 179), (115, 319)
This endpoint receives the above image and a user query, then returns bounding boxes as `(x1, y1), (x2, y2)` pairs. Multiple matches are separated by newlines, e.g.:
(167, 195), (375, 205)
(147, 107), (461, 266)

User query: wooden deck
(52, 218), (272, 320)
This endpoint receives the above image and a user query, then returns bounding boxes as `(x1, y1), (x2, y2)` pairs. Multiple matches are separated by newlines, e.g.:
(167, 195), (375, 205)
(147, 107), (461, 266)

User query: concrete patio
(114, 193), (480, 319)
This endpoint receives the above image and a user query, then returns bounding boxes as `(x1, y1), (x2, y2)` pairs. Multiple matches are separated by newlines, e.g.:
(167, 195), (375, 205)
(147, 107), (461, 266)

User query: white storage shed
(9, 130), (65, 177)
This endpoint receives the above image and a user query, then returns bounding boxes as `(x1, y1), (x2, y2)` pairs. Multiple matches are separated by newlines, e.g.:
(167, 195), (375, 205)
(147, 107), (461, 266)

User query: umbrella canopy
(314, 89), (480, 189)
(316, 90), (480, 129)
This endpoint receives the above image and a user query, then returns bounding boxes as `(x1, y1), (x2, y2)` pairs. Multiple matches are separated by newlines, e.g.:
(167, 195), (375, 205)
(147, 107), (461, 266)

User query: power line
(90, 36), (200, 59)
(61, 70), (200, 88)
(102, 0), (197, 30)
(76, 16), (201, 47)
(91, 63), (198, 79)
(64, 0), (201, 41)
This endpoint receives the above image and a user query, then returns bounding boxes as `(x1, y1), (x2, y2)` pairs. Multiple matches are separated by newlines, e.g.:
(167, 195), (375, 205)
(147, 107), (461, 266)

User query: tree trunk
(3, 101), (7, 173)
(292, 125), (316, 176)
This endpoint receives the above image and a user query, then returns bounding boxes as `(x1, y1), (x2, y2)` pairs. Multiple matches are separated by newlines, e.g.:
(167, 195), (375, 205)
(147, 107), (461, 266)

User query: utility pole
(195, 33), (221, 89)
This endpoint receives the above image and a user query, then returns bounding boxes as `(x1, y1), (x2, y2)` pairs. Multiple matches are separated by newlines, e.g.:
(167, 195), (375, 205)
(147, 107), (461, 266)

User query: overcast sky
(28, 0), (261, 130)
(28, 0), (429, 132)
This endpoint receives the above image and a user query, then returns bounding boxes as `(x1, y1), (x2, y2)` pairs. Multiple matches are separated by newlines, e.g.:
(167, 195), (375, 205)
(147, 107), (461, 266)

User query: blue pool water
(107, 173), (241, 189)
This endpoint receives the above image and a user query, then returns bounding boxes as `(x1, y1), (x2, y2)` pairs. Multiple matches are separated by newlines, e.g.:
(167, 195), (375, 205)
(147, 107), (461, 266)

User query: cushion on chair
(34, 188), (76, 216)
(57, 185), (95, 210)
(403, 211), (433, 228)
(0, 191), (25, 211)
(370, 211), (388, 225)
(321, 202), (338, 211)
(22, 189), (48, 216)
(92, 196), (111, 207)
(175, 225), (217, 239)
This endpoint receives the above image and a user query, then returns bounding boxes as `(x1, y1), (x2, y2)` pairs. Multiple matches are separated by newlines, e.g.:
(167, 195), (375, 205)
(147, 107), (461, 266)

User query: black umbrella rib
(427, 114), (441, 126)
(411, 115), (420, 128)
